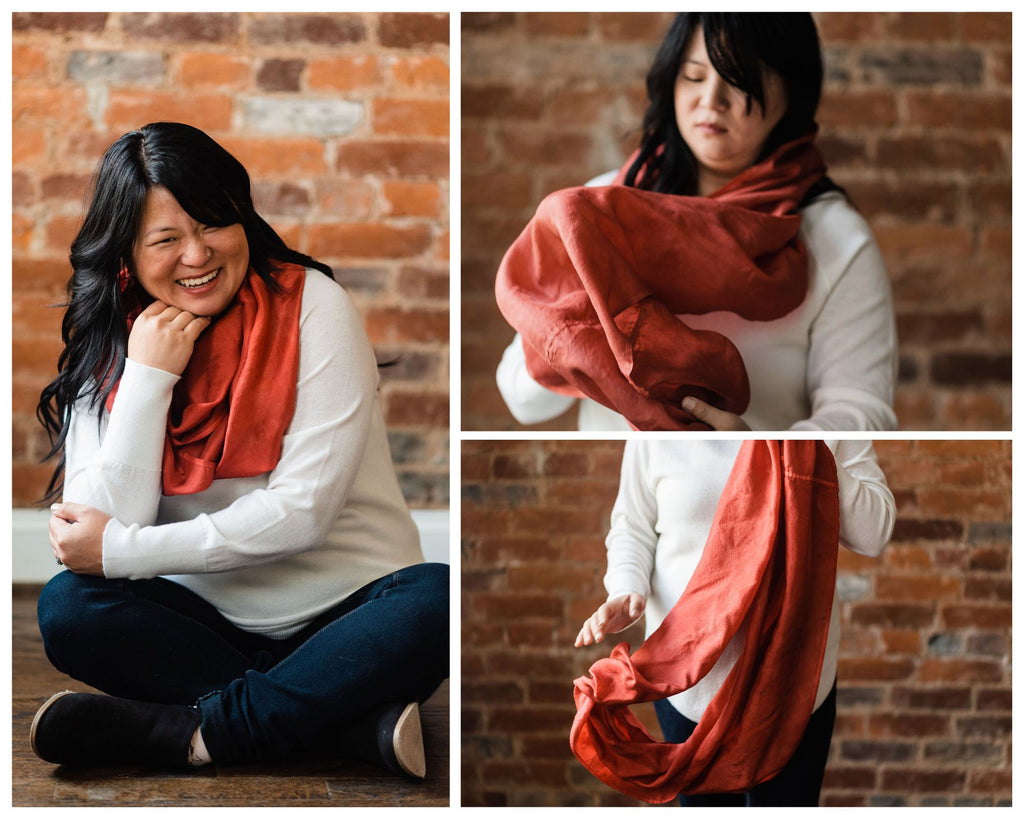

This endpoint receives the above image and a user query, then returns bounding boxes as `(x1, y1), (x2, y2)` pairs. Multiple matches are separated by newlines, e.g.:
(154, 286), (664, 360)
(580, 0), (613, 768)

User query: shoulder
(297, 267), (360, 323)
(799, 191), (877, 260)
(799, 191), (886, 289)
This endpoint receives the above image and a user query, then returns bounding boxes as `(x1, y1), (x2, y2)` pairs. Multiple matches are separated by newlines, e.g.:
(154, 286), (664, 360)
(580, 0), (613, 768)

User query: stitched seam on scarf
(783, 469), (838, 489)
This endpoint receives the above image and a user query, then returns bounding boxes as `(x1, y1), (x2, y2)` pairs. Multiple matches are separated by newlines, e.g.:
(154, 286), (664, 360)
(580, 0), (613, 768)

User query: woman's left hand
(681, 396), (751, 431)
(49, 502), (110, 576)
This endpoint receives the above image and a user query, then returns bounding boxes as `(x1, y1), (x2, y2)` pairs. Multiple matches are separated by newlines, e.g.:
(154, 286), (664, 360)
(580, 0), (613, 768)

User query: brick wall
(461, 12), (1011, 431)
(460, 440), (1011, 806)
(13, 11), (449, 507)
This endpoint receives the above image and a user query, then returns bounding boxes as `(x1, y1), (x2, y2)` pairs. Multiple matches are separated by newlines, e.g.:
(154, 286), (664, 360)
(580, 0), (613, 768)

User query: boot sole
(29, 690), (74, 761)
(392, 702), (425, 779)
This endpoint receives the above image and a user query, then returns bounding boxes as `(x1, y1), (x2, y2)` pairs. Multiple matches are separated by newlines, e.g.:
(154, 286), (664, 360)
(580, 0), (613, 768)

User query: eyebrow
(143, 226), (178, 238)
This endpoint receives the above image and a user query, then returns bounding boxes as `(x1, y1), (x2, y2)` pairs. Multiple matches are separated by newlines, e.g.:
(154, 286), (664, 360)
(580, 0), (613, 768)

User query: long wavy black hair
(36, 121), (334, 500)
(624, 12), (836, 202)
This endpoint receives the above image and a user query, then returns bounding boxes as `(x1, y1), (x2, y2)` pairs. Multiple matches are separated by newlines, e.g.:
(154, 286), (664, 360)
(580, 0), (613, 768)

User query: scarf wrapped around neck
(106, 262), (306, 496)
(570, 440), (839, 802)
(495, 135), (826, 430)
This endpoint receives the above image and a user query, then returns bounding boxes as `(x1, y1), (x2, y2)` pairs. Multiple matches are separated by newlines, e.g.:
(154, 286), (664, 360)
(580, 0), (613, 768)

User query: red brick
(390, 55), (448, 89)
(382, 181), (441, 218)
(177, 53), (249, 89)
(309, 223), (433, 259)
(818, 91), (897, 128)
(884, 12), (957, 40)
(905, 91), (1011, 130)
(14, 12), (107, 33)
(506, 566), (596, 593)
(876, 135), (1006, 174)
(382, 390), (447, 427)
(814, 13), (882, 42)
(374, 99), (449, 138)
(378, 12), (448, 48)
(917, 658), (1004, 683)
(13, 87), (90, 126)
(867, 713), (950, 737)
(968, 769), (1011, 793)
(880, 768), (966, 792)
(874, 574), (961, 601)
(596, 13), (667, 41)
(307, 56), (379, 92)
(940, 604), (1011, 630)
(837, 658), (915, 681)
(104, 91), (233, 132)
(335, 140), (448, 178)
(523, 13), (589, 37)
(960, 12), (1011, 44)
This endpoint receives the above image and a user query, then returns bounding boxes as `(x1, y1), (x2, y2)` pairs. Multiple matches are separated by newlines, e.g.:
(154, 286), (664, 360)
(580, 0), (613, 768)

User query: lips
(696, 122), (726, 134)
(177, 268), (221, 289)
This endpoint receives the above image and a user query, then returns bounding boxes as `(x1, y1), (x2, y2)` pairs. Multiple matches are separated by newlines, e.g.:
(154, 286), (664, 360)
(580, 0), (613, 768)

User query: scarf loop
(107, 262), (305, 496)
(570, 439), (839, 802)
(495, 136), (826, 430)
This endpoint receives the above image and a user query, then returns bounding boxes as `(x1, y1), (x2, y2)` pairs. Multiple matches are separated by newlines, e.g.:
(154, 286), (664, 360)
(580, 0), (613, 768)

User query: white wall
(12, 507), (450, 583)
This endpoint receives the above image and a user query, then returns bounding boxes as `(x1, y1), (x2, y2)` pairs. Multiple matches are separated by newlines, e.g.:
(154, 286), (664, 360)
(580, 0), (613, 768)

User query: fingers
(139, 299), (170, 317)
(681, 396), (749, 431)
(49, 501), (85, 522)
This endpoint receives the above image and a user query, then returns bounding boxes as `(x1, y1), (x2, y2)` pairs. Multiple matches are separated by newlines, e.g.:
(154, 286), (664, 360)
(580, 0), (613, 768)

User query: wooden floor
(12, 584), (450, 807)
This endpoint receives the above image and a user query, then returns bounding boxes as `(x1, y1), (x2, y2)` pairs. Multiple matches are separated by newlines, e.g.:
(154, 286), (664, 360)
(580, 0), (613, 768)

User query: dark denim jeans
(37, 562), (450, 764)
(653, 679), (837, 807)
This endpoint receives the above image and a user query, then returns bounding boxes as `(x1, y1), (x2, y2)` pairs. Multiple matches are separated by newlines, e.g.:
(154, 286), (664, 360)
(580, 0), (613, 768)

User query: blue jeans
(653, 679), (837, 807)
(37, 562), (449, 764)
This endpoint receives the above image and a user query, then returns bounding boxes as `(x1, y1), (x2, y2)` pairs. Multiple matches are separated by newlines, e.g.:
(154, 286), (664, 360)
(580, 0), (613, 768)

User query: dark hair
(36, 122), (334, 500)
(625, 12), (834, 201)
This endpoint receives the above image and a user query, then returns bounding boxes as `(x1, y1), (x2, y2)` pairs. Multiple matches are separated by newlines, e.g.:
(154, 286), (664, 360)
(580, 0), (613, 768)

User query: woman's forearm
(63, 360), (178, 526)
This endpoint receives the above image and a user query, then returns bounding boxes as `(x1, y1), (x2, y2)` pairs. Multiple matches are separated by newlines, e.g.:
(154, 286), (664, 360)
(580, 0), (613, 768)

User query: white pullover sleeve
(792, 206), (899, 432)
(602, 442), (657, 600)
(63, 360), (179, 527)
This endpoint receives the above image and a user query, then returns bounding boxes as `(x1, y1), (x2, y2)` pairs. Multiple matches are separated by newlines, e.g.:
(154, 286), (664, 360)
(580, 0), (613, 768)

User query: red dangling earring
(118, 262), (131, 292)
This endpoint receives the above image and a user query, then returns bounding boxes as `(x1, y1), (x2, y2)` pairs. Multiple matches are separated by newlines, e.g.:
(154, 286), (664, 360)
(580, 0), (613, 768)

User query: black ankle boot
(340, 702), (425, 779)
(30, 691), (202, 770)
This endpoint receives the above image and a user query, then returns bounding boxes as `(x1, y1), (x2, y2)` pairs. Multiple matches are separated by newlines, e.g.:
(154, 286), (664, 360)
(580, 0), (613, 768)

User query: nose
(180, 233), (211, 267)
(700, 74), (730, 111)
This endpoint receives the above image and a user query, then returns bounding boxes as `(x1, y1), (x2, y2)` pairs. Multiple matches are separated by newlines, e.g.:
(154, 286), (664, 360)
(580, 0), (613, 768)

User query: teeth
(178, 269), (220, 288)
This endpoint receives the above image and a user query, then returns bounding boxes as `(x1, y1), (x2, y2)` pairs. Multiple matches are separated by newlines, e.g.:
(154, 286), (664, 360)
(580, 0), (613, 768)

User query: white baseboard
(12, 507), (450, 584)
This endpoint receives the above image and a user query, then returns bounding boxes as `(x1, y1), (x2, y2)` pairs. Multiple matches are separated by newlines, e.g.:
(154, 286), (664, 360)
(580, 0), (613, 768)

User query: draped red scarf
(106, 262), (305, 496)
(570, 440), (839, 803)
(494, 135), (826, 430)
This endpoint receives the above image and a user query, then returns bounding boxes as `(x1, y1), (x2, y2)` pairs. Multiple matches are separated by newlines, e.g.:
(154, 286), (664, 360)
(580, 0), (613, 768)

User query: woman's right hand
(574, 593), (647, 647)
(127, 300), (211, 375)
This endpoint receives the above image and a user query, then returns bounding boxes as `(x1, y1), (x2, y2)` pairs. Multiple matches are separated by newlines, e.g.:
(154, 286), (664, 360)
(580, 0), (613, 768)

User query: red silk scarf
(570, 440), (839, 803)
(107, 262), (305, 496)
(494, 135), (826, 430)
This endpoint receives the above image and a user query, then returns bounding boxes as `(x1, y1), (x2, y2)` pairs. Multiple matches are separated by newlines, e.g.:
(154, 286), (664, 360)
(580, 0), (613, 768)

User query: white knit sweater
(603, 439), (895, 721)
(63, 269), (424, 639)
(497, 186), (898, 431)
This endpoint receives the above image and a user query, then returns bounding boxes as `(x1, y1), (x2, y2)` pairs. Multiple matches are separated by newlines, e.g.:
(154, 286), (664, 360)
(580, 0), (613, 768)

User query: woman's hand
(681, 396), (751, 431)
(575, 593), (647, 647)
(128, 300), (211, 375)
(49, 502), (110, 576)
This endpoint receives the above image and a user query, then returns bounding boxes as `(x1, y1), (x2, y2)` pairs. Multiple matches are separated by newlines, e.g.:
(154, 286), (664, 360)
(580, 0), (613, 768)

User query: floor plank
(12, 584), (450, 807)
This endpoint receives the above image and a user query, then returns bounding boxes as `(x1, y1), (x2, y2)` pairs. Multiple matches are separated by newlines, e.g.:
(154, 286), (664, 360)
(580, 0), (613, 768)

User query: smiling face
(131, 186), (250, 316)
(674, 25), (788, 196)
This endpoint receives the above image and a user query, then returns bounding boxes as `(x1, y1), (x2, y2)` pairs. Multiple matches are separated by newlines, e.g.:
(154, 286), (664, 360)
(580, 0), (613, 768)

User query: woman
(573, 440), (895, 805)
(31, 122), (449, 776)
(495, 13), (896, 431)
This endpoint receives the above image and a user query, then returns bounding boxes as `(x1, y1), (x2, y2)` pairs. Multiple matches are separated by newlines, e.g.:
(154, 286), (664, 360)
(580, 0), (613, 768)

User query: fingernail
(682, 397), (695, 411)
(50, 503), (59, 512)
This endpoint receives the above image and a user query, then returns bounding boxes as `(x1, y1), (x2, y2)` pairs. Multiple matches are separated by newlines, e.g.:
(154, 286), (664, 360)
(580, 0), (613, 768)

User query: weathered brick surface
(13, 12), (449, 508)
(461, 12), (1011, 431)
(461, 440), (1011, 806)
